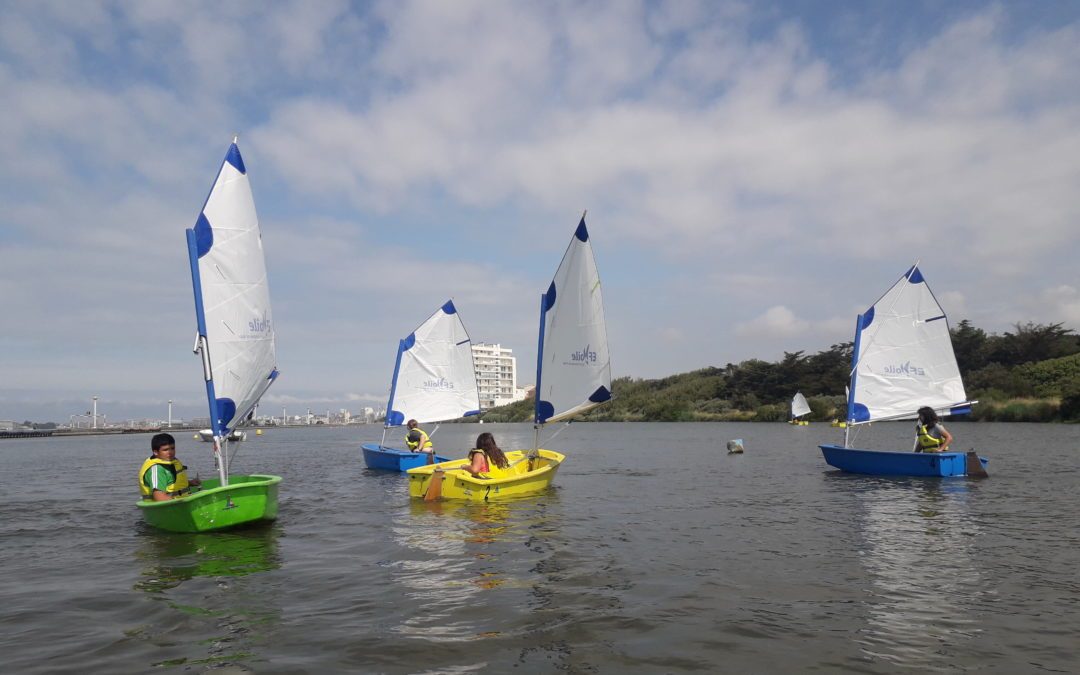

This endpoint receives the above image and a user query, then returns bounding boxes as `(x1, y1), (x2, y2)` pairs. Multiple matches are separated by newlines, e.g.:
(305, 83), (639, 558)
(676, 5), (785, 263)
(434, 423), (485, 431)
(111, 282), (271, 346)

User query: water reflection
(389, 496), (559, 642)
(133, 525), (282, 593)
(846, 477), (984, 670)
(130, 526), (283, 671)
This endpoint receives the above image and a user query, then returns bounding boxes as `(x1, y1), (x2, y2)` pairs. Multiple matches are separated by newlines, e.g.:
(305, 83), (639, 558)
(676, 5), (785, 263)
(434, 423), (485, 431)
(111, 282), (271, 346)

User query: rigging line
(541, 420), (573, 446)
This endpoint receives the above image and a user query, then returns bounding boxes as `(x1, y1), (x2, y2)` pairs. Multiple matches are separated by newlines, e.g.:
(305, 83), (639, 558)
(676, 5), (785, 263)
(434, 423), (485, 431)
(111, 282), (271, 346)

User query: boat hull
(136, 474), (281, 532)
(407, 449), (564, 501)
(361, 444), (450, 471)
(819, 445), (988, 477)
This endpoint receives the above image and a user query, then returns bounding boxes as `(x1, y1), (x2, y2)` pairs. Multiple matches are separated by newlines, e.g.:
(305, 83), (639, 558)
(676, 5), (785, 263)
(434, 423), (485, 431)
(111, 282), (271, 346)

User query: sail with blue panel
(534, 215), (612, 425)
(384, 299), (481, 427)
(846, 264), (974, 426)
(186, 138), (279, 483)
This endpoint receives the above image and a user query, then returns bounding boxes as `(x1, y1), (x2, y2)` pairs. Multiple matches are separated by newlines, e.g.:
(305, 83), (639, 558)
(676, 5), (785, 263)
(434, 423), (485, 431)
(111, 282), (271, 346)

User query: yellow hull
(407, 449), (564, 501)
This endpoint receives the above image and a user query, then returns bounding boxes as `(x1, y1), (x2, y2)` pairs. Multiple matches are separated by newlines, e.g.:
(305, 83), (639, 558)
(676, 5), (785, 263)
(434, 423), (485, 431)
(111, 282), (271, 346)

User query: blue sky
(2, 0), (1079, 423)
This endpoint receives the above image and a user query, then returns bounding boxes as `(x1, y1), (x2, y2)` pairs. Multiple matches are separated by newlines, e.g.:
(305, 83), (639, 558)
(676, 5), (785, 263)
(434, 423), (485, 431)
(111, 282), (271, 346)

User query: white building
(472, 342), (528, 410)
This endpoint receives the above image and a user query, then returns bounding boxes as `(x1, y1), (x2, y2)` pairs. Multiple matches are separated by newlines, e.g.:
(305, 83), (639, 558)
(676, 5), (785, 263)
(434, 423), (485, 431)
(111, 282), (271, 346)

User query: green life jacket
(139, 457), (190, 498)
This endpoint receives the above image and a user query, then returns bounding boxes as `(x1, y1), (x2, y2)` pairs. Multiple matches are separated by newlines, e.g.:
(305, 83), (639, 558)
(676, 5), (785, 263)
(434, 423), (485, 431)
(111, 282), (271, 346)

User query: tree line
(480, 321), (1080, 423)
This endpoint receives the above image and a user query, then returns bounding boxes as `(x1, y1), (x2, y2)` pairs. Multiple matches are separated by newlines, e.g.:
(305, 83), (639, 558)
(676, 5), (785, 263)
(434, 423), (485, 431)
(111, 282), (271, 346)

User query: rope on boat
(541, 420), (573, 446)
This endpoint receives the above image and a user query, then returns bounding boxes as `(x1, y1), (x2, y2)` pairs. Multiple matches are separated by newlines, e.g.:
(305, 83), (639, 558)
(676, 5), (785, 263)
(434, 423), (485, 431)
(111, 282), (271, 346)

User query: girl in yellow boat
(914, 406), (954, 453)
(467, 432), (510, 478)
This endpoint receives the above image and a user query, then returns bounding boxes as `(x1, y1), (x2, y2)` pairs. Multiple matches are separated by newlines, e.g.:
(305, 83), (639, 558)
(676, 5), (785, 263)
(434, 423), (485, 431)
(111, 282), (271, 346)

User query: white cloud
(736, 305), (808, 338)
(1040, 285), (1080, 326)
(2, 1), (1080, 419)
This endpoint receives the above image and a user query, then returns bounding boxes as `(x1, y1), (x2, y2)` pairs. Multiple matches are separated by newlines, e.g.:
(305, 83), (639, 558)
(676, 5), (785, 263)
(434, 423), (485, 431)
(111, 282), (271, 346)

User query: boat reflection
(389, 495), (559, 641)
(131, 525), (283, 670)
(849, 477), (984, 669)
(133, 524), (281, 593)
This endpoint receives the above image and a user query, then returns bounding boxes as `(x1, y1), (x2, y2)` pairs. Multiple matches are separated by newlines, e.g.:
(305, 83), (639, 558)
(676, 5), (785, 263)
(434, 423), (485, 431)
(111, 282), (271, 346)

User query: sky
(2, 0), (1079, 423)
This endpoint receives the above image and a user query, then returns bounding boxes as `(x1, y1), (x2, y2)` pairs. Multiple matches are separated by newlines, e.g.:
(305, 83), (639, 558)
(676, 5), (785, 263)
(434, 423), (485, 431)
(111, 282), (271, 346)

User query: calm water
(1, 422), (1077, 673)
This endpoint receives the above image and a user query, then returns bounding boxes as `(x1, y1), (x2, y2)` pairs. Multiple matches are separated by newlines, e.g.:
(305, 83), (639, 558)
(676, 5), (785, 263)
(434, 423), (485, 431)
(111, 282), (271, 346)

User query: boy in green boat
(139, 433), (200, 501)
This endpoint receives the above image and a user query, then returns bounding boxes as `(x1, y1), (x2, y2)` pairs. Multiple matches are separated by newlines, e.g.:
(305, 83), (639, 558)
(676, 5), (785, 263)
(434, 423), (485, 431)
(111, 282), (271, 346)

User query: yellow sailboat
(407, 450), (565, 501)
(409, 213), (610, 501)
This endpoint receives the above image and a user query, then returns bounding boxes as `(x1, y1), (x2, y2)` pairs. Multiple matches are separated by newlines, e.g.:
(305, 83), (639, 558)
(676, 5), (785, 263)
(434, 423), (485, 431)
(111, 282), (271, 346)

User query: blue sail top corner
(225, 142), (246, 174)
(574, 218), (589, 242)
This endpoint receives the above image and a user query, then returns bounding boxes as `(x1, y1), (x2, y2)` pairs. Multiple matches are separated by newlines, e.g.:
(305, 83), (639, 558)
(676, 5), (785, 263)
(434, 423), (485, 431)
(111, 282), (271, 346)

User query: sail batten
(383, 300), (481, 427)
(534, 217), (611, 425)
(846, 264), (968, 427)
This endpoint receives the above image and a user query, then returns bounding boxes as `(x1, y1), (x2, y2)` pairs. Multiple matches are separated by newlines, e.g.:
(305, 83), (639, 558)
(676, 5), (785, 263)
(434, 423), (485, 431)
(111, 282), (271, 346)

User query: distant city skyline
(3, 2), (1079, 423)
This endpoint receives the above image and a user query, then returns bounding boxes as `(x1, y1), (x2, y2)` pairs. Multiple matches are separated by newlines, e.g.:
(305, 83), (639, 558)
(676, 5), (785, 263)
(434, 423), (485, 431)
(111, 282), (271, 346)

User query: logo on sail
(566, 344), (597, 366)
(248, 312), (272, 334)
(423, 377), (455, 391)
(882, 361), (925, 377)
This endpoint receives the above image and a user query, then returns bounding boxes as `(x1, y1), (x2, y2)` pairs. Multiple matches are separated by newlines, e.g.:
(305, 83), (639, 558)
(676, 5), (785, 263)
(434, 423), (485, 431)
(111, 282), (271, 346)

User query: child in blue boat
(467, 432), (510, 477)
(914, 407), (954, 453)
(138, 433), (200, 501)
(405, 419), (435, 456)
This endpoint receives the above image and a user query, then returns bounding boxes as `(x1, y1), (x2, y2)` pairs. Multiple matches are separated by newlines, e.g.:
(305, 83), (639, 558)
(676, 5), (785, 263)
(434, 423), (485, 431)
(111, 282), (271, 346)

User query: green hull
(136, 474), (281, 533)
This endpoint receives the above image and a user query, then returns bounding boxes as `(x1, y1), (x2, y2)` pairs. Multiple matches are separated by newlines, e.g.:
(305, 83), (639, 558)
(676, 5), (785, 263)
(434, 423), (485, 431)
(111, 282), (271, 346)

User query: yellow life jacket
(468, 449), (491, 475)
(139, 457), (190, 498)
(405, 427), (432, 451)
(916, 423), (944, 451)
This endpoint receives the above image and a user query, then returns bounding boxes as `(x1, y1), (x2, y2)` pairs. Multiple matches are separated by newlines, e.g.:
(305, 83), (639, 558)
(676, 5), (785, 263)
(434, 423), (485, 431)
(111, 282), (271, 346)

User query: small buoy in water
(727, 439), (745, 454)
(256, 428), (263, 435)
(193, 433), (199, 440)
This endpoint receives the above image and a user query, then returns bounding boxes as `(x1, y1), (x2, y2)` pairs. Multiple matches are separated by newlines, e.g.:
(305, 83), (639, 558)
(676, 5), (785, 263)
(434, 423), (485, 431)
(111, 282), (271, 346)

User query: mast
(532, 291), (548, 457)
(381, 338), (407, 446)
(187, 229), (229, 486)
(843, 313), (862, 449)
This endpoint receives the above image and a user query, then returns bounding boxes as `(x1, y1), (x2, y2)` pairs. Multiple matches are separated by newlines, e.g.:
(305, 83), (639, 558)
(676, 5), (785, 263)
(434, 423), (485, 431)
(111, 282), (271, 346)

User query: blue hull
(819, 444), (988, 477)
(361, 444), (450, 472)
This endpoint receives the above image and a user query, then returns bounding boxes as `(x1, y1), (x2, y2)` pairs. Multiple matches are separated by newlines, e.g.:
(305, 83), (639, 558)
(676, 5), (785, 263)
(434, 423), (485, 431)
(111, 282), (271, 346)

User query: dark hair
(151, 432), (176, 451)
(407, 419), (418, 428)
(917, 407), (939, 426)
(475, 432), (509, 469)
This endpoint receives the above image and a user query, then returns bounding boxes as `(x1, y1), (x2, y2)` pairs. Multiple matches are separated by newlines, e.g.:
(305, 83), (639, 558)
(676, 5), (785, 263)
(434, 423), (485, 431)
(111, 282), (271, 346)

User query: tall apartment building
(472, 342), (526, 409)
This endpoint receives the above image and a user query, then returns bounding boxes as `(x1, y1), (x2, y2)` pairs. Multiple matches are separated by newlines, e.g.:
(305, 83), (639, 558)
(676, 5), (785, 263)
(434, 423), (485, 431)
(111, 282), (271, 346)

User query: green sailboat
(137, 138), (282, 532)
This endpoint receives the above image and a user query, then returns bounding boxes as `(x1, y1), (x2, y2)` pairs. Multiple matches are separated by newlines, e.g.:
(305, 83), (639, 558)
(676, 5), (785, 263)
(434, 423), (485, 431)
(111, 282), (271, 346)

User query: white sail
(385, 300), (481, 426)
(535, 217), (612, 425)
(791, 392), (811, 419)
(847, 264), (972, 425)
(187, 140), (279, 438)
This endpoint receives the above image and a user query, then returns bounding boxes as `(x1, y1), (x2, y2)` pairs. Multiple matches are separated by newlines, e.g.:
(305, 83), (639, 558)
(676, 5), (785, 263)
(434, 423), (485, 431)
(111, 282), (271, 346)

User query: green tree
(984, 322), (1079, 366)
(951, 319), (989, 375)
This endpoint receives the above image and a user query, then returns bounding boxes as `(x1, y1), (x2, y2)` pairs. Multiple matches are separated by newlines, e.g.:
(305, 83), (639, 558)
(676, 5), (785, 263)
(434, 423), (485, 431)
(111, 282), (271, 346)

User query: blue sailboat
(362, 300), (481, 471)
(819, 264), (988, 477)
